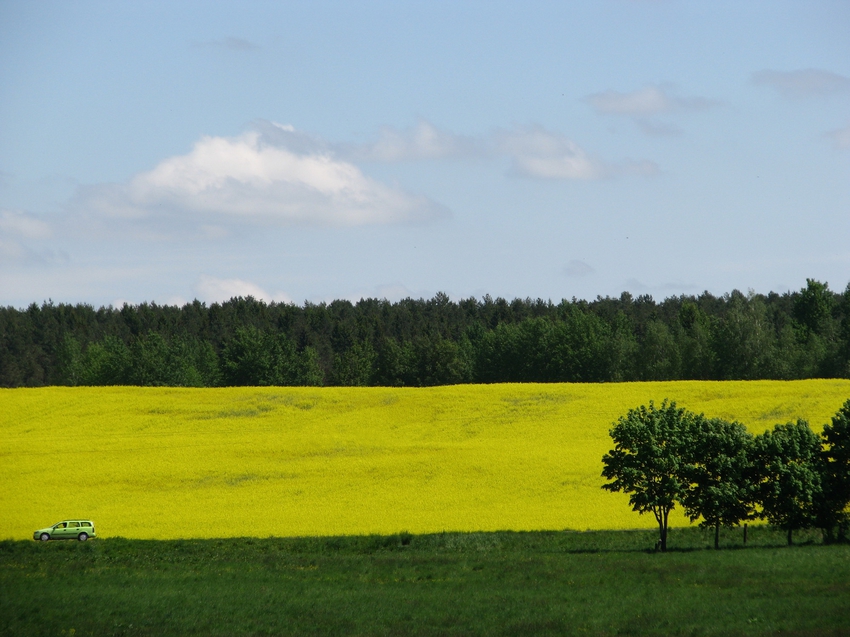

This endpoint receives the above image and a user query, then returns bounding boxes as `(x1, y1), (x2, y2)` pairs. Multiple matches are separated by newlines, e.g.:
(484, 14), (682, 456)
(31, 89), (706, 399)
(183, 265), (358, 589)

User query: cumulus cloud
(826, 123), (850, 149)
(751, 69), (850, 98)
(194, 275), (292, 304)
(584, 85), (717, 116)
(496, 126), (658, 180)
(72, 123), (447, 228)
(345, 119), (483, 162)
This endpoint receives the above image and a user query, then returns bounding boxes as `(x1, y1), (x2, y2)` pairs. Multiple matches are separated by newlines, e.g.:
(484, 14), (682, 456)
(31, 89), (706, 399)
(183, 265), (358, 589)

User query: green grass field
(2, 528), (849, 637)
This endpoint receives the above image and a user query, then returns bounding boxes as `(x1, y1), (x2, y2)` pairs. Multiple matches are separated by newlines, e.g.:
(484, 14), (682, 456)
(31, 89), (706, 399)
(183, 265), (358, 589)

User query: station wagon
(33, 520), (96, 542)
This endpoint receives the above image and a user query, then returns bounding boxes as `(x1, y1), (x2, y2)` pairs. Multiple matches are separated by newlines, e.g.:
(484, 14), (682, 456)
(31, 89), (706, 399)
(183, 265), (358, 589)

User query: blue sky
(1, 1), (848, 308)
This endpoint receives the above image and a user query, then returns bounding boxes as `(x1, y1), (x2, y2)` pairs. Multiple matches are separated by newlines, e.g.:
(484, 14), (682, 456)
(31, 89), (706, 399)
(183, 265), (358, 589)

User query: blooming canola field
(2, 380), (849, 540)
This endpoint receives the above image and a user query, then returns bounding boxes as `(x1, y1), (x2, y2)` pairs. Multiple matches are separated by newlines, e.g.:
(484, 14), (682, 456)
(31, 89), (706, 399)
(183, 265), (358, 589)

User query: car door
(67, 521), (81, 538)
(52, 522), (69, 538)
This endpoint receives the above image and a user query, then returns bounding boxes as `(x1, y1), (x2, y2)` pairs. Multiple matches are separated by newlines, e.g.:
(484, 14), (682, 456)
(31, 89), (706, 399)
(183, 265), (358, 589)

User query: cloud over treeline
(73, 122), (447, 229)
(68, 118), (660, 241)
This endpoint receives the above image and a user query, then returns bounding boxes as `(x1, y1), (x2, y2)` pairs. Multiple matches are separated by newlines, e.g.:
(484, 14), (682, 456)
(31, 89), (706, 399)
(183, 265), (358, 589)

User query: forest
(1, 279), (849, 388)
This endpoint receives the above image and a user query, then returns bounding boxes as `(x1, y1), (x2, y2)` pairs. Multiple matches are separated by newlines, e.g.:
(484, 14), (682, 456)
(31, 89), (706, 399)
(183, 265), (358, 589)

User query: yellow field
(2, 380), (849, 540)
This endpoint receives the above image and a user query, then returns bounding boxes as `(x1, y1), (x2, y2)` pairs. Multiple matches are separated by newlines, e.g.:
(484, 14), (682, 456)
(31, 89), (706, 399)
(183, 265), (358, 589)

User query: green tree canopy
(817, 399), (850, 542)
(601, 400), (692, 551)
(751, 420), (823, 545)
(679, 417), (755, 548)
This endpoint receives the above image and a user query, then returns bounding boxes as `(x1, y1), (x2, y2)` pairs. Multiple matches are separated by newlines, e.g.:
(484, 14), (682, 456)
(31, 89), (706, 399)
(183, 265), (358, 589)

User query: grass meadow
(2, 529), (849, 636)
(2, 380), (850, 540)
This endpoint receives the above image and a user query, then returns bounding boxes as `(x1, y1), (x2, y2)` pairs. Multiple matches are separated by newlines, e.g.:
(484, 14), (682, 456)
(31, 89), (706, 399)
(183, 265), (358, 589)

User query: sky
(1, 1), (849, 309)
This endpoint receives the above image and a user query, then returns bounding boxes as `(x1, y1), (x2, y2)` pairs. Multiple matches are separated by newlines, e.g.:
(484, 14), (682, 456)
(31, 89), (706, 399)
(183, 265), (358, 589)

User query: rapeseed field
(2, 380), (849, 540)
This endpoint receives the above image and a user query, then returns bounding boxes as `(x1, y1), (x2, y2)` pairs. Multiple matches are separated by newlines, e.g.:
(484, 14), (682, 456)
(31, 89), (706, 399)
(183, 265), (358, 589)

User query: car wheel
(40, 533), (49, 542)
(78, 533), (88, 542)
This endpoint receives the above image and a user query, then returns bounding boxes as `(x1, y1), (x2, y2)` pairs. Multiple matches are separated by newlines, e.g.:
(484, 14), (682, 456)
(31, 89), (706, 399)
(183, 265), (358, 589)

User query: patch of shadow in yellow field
(1, 380), (848, 540)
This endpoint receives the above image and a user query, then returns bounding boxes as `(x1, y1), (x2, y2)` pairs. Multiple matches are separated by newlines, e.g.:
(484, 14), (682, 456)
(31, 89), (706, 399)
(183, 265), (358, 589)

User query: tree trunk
(824, 526), (835, 545)
(787, 527), (793, 546)
(660, 508), (668, 552)
(743, 523), (748, 545)
(714, 521), (720, 550)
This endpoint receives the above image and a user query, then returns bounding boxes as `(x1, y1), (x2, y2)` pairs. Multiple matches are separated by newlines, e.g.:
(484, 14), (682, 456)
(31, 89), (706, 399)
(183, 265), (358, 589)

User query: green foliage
(1, 278), (848, 387)
(601, 400), (692, 551)
(222, 326), (322, 386)
(637, 320), (681, 380)
(713, 292), (776, 379)
(794, 278), (835, 336)
(56, 334), (84, 386)
(751, 420), (823, 544)
(679, 417), (755, 548)
(79, 335), (132, 385)
(332, 341), (377, 386)
(817, 399), (850, 541)
(603, 398), (850, 549)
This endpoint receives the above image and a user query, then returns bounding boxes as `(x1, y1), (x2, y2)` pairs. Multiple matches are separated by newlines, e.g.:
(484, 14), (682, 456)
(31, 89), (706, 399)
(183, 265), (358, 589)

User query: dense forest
(1, 279), (849, 388)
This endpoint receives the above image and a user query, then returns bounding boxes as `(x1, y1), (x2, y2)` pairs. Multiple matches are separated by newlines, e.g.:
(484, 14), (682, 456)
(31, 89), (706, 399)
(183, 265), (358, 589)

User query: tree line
(602, 399), (850, 551)
(1, 279), (849, 388)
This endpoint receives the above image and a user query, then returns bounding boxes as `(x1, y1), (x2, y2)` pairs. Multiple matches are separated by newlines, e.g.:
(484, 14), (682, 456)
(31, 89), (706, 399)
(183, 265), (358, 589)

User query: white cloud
(343, 120), (660, 179)
(0, 210), (51, 239)
(827, 123), (850, 149)
(72, 124), (447, 228)
(496, 126), (658, 180)
(496, 127), (608, 180)
(751, 69), (850, 98)
(584, 85), (717, 116)
(194, 275), (292, 304)
(346, 119), (483, 162)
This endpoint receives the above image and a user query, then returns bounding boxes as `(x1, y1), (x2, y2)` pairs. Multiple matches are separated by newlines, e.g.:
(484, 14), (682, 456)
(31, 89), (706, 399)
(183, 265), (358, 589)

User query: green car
(33, 520), (96, 542)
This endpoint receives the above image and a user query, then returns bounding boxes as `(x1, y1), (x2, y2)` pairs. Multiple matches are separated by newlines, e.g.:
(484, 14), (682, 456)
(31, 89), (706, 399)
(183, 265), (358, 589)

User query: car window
(55, 522), (66, 529)
(70, 522), (80, 528)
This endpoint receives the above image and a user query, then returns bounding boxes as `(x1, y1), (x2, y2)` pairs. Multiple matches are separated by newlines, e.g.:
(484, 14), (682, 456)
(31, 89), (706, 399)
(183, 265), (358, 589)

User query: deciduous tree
(601, 400), (692, 551)
(679, 417), (755, 548)
(817, 399), (850, 542)
(751, 420), (823, 545)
